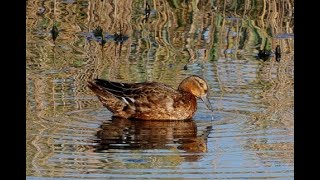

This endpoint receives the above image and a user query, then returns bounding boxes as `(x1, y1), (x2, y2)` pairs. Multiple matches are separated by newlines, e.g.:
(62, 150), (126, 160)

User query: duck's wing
(89, 79), (179, 106)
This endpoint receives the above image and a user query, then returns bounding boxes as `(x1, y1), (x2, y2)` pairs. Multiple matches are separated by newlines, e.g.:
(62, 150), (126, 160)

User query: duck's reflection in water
(95, 117), (210, 161)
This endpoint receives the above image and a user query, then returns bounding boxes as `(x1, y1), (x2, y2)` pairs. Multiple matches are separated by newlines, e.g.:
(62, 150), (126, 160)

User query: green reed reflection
(27, 0), (293, 178)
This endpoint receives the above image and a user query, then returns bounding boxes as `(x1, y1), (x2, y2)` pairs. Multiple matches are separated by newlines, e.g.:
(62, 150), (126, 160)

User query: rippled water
(27, 0), (294, 179)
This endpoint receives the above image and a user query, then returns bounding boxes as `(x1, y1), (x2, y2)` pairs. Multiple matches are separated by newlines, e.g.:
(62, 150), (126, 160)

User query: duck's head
(178, 75), (213, 112)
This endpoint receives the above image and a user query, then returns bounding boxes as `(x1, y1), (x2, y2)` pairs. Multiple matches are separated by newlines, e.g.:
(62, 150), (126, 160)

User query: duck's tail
(87, 80), (132, 118)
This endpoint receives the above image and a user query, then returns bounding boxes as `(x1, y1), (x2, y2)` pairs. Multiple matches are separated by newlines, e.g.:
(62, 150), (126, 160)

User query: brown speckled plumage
(87, 75), (212, 120)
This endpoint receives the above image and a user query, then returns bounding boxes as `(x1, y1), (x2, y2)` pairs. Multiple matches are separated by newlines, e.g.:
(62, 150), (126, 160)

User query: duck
(87, 75), (213, 120)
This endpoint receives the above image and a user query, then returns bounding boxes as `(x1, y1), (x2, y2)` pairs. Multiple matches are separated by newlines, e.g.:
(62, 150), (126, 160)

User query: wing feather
(92, 79), (179, 105)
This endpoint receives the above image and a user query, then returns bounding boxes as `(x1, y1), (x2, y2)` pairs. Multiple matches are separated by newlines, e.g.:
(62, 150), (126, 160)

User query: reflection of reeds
(211, 0), (293, 60)
(27, 0), (294, 176)
(26, 0), (294, 134)
(245, 138), (293, 165)
(249, 53), (294, 129)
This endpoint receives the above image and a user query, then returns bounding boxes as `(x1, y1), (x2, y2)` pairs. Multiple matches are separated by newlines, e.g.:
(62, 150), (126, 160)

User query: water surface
(27, 0), (294, 179)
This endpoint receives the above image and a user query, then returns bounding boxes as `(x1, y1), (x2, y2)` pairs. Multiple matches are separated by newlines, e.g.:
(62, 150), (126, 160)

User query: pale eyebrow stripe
(194, 78), (205, 89)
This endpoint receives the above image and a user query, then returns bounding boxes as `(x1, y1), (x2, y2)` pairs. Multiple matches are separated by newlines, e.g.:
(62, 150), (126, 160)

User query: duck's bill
(200, 95), (214, 112)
